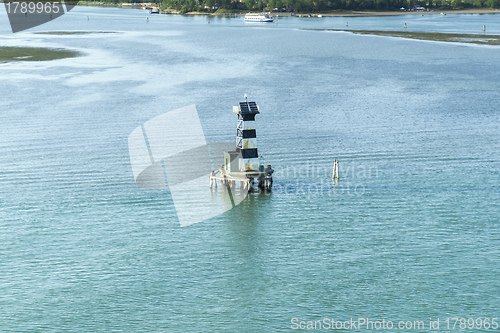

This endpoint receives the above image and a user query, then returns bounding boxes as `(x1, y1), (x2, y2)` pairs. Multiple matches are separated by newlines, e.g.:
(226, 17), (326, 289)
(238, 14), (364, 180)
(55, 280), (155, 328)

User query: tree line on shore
(82, 0), (498, 14)
(161, 0), (498, 13)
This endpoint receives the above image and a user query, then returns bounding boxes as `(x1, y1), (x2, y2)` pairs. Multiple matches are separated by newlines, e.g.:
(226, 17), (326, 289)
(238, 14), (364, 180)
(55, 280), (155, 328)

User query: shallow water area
(1, 5), (499, 332)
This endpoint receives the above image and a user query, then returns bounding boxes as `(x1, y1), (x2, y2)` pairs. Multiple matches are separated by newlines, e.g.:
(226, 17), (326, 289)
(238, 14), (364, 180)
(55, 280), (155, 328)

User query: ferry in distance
(244, 13), (274, 22)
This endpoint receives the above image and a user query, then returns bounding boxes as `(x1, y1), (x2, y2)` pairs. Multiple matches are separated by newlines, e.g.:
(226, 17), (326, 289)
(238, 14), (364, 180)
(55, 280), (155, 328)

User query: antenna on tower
(244, 94), (248, 102)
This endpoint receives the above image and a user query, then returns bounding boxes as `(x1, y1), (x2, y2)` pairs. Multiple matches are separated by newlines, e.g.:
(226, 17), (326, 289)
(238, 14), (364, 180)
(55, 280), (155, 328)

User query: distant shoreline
(165, 8), (500, 16)
(70, 4), (500, 17)
(318, 8), (500, 17)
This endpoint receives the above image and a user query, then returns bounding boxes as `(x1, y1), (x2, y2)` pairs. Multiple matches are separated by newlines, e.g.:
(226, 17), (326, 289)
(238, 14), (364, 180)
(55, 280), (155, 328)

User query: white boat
(244, 13), (274, 22)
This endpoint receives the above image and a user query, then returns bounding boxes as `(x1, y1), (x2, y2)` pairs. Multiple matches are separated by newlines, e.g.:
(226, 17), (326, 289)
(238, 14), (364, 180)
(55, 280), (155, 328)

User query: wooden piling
(332, 160), (339, 180)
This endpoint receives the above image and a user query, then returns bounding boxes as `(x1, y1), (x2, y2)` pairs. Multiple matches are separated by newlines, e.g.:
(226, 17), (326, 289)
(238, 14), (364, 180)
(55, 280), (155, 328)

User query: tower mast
(233, 97), (260, 172)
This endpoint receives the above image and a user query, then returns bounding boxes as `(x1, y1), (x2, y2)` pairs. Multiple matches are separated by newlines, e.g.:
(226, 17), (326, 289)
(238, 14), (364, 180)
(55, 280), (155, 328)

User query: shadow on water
(213, 191), (276, 314)
(216, 189), (274, 262)
(223, 189), (273, 228)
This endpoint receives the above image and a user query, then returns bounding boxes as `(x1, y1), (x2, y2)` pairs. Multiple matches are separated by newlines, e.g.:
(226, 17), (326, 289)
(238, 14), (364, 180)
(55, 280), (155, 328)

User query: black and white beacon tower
(214, 95), (273, 191)
(234, 95), (260, 172)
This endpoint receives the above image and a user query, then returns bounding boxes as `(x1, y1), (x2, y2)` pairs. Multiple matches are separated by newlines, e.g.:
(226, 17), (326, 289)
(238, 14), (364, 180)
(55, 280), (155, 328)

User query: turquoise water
(1, 7), (499, 332)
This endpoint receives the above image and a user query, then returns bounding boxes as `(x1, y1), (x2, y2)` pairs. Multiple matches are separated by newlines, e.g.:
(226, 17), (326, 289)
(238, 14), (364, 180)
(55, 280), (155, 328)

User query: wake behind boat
(244, 13), (274, 23)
